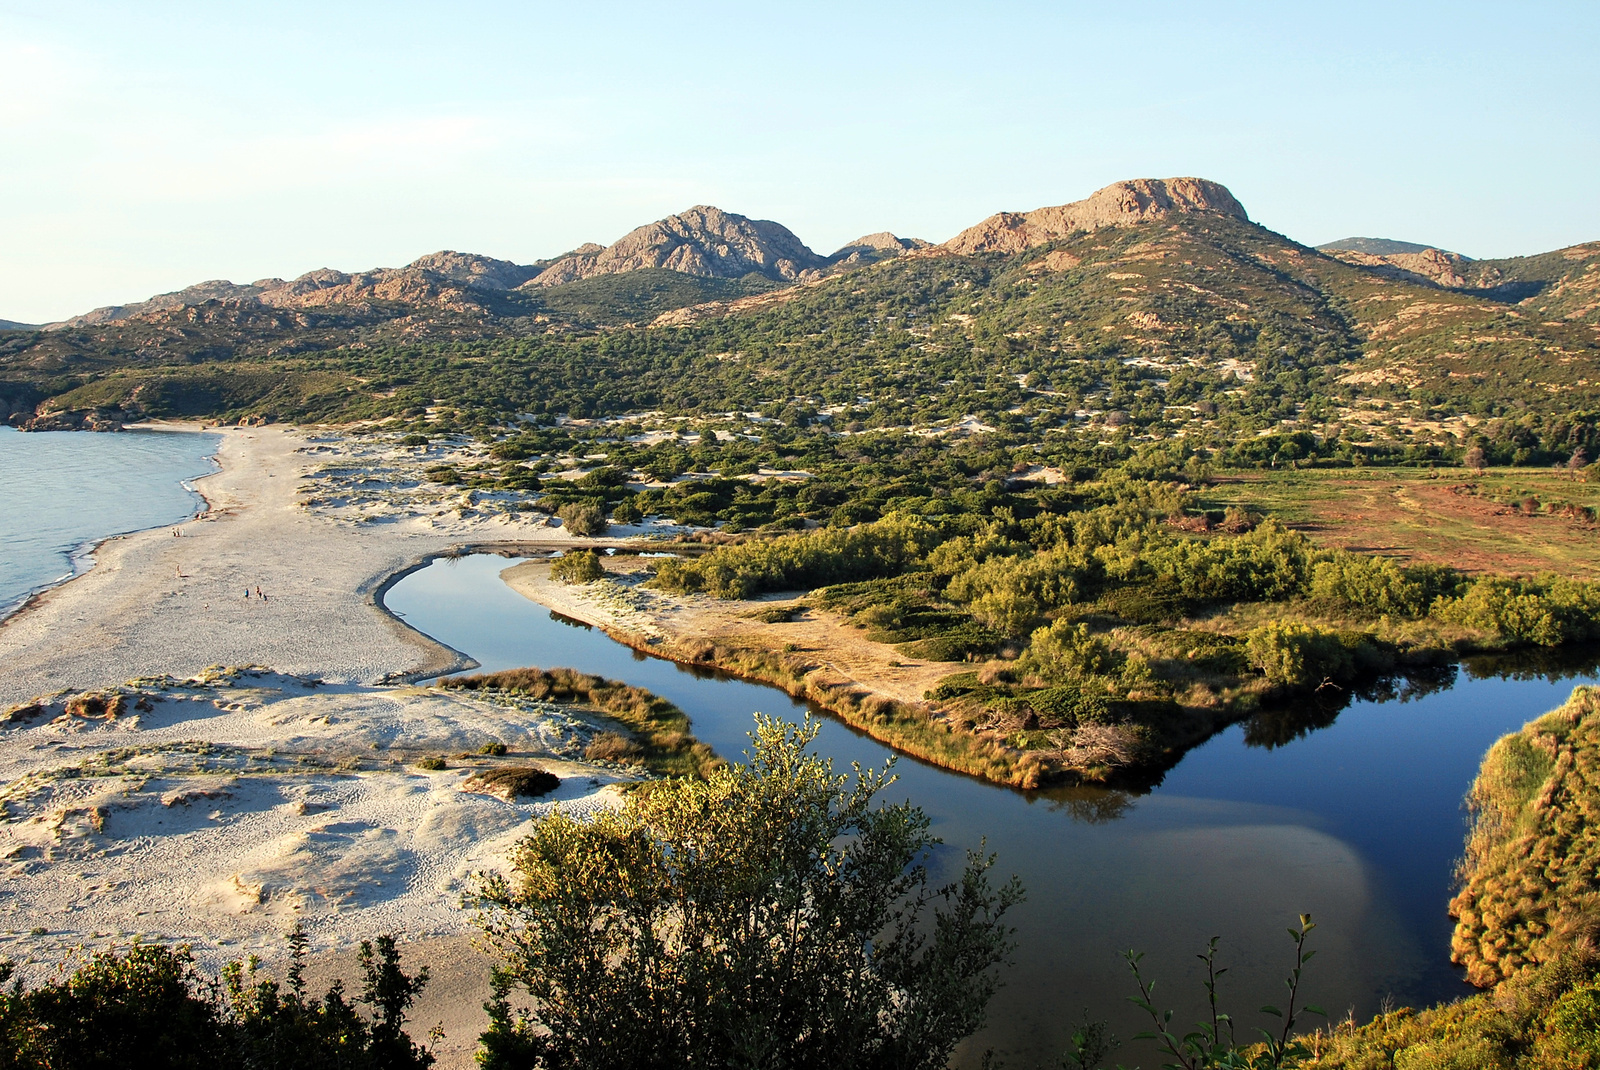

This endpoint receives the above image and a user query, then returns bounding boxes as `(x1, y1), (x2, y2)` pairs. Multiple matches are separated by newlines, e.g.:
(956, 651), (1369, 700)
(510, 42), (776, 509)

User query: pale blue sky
(3, 1), (1597, 323)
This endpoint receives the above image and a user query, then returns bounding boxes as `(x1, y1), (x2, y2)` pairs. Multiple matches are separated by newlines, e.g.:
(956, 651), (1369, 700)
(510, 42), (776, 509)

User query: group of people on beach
(244, 585), (268, 602)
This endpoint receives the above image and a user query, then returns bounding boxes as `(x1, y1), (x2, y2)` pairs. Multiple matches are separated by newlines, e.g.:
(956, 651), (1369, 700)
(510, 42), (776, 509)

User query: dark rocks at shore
(8, 408), (126, 432)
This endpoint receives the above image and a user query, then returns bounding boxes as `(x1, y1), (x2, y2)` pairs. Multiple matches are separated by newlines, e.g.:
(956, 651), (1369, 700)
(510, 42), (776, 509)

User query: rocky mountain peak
(1316, 238), (1474, 288)
(830, 232), (932, 262)
(405, 251), (542, 289)
(526, 206), (828, 287)
(941, 177), (1249, 255)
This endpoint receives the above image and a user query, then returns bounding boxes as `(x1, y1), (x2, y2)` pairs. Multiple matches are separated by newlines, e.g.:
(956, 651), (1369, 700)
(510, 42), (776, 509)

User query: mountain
(39, 207), (846, 331)
(1320, 244), (1474, 288)
(829, 232), (933, 263)
(6, 175), (1599, 433)
(1458, 243), (1600, 315)
(0, 319), (38, 331)
(939, 177), (1249, 255)
(46, 256), (545, 330)
(526, 206), (828, 287)
(1315, 236), (1600, 314)
(1318, 237), (1448, 256)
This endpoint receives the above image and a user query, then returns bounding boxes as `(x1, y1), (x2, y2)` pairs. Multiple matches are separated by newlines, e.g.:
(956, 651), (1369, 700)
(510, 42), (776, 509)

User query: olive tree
(473, 716), (1022, 1070)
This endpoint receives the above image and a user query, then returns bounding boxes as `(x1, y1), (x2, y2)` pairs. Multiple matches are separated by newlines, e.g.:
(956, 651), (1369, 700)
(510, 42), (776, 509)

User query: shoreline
(0, 427), (623, 708)
(0, 422), (222, 626)
(497, 557), (1065, 789)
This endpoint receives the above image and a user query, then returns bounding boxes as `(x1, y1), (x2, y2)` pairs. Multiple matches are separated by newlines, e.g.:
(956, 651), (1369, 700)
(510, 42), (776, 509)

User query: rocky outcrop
(1324, 246), (1473, 288)
(11, 408), (124, 432)
(526, 206), (827, 286)
(403, 250), (544, 289)
(829, 232), (932, 264)
(940, 177), (1249, 255)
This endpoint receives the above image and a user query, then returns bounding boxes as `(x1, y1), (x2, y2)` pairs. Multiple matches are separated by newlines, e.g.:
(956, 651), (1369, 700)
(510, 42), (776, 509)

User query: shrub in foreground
(0, 930), (434, 1069)
(472, 716), (1022, 1070)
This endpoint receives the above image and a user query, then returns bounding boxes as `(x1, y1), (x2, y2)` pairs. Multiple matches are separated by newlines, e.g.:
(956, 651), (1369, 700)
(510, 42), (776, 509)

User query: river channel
(386, 551), (1600, 1066)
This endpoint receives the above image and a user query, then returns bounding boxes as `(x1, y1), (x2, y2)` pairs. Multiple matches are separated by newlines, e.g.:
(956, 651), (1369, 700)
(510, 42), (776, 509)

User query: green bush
(551, 550), (606, 584)
(1544, 983), (1600, 1067)
(896, 629), (998, 663)
(1018, 620), (1122, 683)
(472, 717), (1020, 1070)
(1016, 684), (1110, 726)
(944, 549), (1081, 637)
(1433, 575), (1600, 646)
(0, 932), (434, 1069)
(556, 502), (608, 536)
(1309, 553), (1457, 618)
(1244, 621), (1352, 689)
(651, 514), (940, 600)
(1125, 519), (1313, 605)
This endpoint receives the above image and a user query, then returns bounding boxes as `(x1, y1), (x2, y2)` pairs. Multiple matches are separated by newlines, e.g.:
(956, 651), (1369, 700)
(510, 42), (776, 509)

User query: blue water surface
(388, 553), (1600, 1066)
(0, 426), (219, 616)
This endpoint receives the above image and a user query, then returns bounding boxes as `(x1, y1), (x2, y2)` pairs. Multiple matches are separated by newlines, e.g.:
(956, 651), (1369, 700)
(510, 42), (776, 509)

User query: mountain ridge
(25, 177), (1600, 342)
(1317, 237), (1454, 256)
(939, 177), (1249, 255)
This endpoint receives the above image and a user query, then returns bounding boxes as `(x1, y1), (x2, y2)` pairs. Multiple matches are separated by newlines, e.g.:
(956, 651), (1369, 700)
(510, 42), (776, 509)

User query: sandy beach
(2, 425), (535, 707)
(0, 425), (646, 1066)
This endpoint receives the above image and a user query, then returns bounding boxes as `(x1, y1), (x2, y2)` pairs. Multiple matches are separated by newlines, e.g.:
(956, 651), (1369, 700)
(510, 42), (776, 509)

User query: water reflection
(385, 554), (1600, 1068)
(1032, 783), (1137, 823)
(1463, 643), (1600, 682)
(1243, 663), (1461, 750)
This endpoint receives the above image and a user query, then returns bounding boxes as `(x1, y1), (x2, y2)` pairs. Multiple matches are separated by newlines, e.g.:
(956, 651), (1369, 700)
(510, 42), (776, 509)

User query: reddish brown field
(1202, 468), (1600, 578)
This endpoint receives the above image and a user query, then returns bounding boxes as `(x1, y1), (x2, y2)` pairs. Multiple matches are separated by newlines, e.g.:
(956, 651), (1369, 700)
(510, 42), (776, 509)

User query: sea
(0, 426), (220, 619)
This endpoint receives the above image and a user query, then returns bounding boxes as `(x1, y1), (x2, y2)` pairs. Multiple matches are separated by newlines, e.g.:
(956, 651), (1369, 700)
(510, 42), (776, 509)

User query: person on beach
(244, 588), (250, 600)
(255, 586), (263, 599)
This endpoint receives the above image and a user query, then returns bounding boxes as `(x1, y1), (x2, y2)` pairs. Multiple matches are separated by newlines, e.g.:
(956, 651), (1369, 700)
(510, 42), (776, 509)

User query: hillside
(2, 177), (1597, 453)
(525, 205), (828, 286)
(1318, 237), (1446, 256)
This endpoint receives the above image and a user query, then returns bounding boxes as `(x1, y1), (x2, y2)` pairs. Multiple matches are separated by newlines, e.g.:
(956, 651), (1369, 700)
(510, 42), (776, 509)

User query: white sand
(0, 425), (649, 1066)
(0, 425), (598, 709)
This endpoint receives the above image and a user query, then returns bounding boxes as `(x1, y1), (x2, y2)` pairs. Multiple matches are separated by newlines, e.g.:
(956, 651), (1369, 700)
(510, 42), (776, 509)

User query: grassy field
(1202, 467), (1600, 578)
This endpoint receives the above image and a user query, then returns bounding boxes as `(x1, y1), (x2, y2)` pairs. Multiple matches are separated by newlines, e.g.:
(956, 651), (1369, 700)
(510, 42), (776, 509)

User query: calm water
(0, 426), (219, 617)
(388, 553), (1600, 1066)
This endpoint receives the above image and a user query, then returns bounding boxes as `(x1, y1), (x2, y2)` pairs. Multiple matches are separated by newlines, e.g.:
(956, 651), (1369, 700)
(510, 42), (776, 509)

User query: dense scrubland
(4, 199), (1600, 1065)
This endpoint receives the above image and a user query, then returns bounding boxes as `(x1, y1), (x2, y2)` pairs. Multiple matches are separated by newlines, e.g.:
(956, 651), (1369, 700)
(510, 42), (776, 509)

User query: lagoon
(387, 552), (1600, 1066)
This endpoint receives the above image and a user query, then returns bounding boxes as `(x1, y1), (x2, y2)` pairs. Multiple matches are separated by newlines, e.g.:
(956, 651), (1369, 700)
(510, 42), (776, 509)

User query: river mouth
(386, 552), (1600, 1067)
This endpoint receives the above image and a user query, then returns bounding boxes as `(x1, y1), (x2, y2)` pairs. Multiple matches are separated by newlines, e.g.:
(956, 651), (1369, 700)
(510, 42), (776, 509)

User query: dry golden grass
(1204, 467), (1600, 578)
(1451, 686), (1600, 986)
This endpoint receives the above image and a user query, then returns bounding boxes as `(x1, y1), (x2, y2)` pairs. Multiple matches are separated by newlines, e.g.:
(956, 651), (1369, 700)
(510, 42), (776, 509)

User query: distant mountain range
(19, 177), (1593, 335)
(36, 205), (931, 331)
(1318, 237), (1451, 256)
(3, 175), (1597, 430)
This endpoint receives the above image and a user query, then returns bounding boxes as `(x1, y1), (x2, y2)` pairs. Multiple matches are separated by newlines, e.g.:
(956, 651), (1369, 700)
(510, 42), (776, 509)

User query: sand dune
(0, 425), (652, 1067)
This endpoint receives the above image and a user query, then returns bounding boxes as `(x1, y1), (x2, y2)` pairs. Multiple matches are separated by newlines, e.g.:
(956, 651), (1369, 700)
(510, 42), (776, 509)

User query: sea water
(0, 426), (220, 618)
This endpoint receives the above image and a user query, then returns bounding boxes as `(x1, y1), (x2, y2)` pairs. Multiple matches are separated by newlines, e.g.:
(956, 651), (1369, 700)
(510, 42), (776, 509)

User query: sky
(3, 1), (1598, 323)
